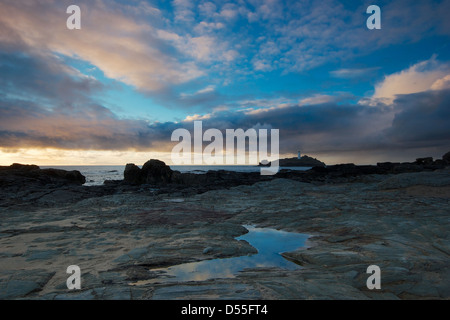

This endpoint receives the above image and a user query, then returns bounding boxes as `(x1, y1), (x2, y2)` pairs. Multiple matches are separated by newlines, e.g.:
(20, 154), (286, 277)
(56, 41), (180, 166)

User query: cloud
(172, 0), (195, 23)
(330, 68), (380, 79)
(430, 75), (450, 91)
(0, 0), (204, 92)
(299, 94), (338, 106)
(219, 3), (240, 20)
(158, 30), (237, 64)
(372, 57), (450, 103)
(0, 98), (154, 150)
(183, 114), (212, 122)
(0, 50), (104, 103)
(175, 89), (450, 161)
(240, 0), (450, 75)
(2, 0), (448, 98)
(1, 88), (449, 163)
(386, 89), (450, 147)
(240, 93), (354, 115)
(198, 2), (218, 17)
(194, 21), (225, 33)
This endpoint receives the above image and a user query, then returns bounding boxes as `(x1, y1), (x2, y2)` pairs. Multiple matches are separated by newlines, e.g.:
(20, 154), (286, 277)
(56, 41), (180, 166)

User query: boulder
(141, 159), (173, 184)
(415, 157), (433, 165)
(0, 164), (85, 186)
(123, 163), (142, 184)
(443, 151), (450, 164)
(41, 168), (86, 185)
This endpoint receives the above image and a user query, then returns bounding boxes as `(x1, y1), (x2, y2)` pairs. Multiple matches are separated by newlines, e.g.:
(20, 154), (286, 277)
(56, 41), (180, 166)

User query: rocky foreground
(0, 154), (449, 299)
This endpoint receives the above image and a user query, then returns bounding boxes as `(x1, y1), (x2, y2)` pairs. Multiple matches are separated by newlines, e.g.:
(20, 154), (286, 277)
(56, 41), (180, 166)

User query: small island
(259, 155), (326, 167)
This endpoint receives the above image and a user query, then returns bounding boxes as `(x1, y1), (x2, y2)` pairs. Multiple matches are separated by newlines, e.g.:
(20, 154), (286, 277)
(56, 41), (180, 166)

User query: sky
(0, 0), (450, 165)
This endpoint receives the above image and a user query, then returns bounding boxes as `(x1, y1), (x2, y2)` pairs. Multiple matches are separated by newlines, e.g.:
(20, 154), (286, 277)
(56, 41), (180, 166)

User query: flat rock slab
(0, 269), (55, 299)
(151, 283), (262, 300)
(377, 170), (450, 189)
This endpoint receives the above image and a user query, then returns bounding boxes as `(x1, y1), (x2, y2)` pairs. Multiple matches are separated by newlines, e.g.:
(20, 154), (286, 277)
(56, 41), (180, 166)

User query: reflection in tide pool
(152, 225), (309, 282)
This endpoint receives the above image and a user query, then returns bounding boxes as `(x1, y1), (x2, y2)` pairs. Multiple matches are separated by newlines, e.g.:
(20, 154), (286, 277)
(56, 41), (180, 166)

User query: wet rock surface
(0, 158), (449, 299)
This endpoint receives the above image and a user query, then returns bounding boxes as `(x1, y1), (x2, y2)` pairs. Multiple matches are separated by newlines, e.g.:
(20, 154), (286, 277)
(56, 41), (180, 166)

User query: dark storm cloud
(0, 51), (104, 102)
(156, 90), (450, 157)
(0, 98), (150, 150)
(200, 102), (390, 154)
(386, 89), (450, 147)
(1, 88), (449, 157)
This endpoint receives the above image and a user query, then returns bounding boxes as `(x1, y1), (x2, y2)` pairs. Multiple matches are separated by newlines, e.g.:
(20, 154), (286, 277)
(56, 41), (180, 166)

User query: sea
(41, 165), (312, 186)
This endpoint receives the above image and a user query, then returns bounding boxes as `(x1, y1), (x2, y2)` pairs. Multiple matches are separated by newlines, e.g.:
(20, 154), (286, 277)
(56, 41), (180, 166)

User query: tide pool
(149, 225), (309, 282)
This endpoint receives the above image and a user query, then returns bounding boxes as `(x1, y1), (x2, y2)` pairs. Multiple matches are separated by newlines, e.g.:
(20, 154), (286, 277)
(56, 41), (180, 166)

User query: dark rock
(41, 168), (86, 185)
(327, 164), (357, 175)
(434, 159), (446, 167)
(392, 163), (423, 173)
(141, 159), (173, 184)
(120, 154), (447, 190)
(0, 164), (93, 207)
(308, 163), (375, 177)
(123, 160), (175, 185)
(377, 162), (431, 174)
(170, 170), (184, 184)
(125, 266), (156, 281)
(103, 180), (122, 186)
(415, 157), (433, 165)
(0, 164), (85, 186)
(124, 163), (142, 184)
(309, 166), (330, 173)
(172, 169), (265, 189)
(7, 163), (40, 171)
(377, 162), (401, 172)
(443, 151), (450, 164)
(66, 171), (86, 184)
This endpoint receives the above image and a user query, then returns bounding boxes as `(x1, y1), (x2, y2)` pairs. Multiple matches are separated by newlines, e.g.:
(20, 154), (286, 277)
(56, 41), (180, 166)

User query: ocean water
(42, 165), (311, 186)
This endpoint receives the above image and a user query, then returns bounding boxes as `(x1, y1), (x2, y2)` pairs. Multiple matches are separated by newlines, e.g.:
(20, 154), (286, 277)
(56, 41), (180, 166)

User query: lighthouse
(298, 151), (301, 159)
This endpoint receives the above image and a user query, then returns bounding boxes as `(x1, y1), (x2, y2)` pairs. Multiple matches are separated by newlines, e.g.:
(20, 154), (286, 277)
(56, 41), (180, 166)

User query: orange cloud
(0, 0), (203, 91)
